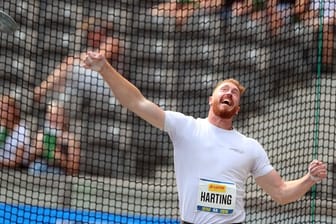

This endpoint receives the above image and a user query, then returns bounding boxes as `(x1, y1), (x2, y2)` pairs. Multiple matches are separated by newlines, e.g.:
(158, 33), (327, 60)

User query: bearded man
(83, 51), (327, 224)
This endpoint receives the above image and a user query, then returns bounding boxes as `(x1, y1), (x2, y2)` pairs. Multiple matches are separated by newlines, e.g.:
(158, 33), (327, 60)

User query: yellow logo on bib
(208, 184), (226, 193)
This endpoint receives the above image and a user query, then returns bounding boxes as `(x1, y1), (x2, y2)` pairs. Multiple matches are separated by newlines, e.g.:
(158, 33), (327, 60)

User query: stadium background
(0, 0), (335, 223)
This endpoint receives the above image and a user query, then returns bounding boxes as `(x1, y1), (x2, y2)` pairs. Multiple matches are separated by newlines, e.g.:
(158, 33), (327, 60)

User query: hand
(83, 51), (107, 72)
(308, 160), (327, 182)
(34, 86), (43, 102)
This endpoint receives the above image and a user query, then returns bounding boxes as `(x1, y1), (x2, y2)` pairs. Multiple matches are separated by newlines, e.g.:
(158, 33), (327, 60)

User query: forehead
(216, 82), (239, 91)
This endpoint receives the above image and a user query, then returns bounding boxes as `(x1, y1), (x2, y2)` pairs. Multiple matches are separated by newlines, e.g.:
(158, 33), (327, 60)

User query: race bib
(197, 178), (236, 214)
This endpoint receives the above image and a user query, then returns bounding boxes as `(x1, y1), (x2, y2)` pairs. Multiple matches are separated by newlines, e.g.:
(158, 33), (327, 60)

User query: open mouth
(221, 99), (232, 106)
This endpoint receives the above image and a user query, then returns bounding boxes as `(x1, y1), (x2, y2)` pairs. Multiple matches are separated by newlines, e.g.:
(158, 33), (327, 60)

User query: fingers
(82, 52), (96, 68)
(82, 51), (106, 72)
(84, 54), (93, 66)
(308, 160), (327, 182)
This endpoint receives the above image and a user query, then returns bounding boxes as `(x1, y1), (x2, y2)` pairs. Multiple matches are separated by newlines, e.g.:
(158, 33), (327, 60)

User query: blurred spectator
(300, 0), (335, 72)
(0, 95), (31, 168)
(150, 0), (224, 26)
(220, 0), (245, 21)
(232, 0), (268, 20)
(34, 16), (121, 117)
(266, 0), (310, 36)
(28, 100), (80, 175)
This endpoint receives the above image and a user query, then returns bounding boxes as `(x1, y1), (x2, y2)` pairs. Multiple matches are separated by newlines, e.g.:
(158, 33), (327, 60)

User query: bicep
(255, 169), (285, 203)
(136, 99), (165, 130)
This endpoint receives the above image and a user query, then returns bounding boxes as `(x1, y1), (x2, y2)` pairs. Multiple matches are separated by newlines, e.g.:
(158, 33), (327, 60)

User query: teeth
(220, 98), (231, 105)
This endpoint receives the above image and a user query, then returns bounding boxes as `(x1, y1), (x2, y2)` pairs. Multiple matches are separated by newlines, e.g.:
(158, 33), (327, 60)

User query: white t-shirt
(46, 63), (113, 116)
(164, 111), (273, 224)
(63, 63), (112, 101)
(0, 121), (31, 166)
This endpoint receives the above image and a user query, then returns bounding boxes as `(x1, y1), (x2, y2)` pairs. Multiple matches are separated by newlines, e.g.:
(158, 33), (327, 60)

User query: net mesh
(0, 0), (335, 223)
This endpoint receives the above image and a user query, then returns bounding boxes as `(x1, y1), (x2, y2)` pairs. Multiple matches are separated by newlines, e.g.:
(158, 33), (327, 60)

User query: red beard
(212, 101), (239, 119)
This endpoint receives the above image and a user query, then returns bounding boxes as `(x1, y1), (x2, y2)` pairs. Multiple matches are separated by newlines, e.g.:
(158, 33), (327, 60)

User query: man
(150, 0), (224, 26)
(0, 95), (31, 168)
(34, 17), (121, 116)
(266, 0), (310, 36)
(28, 100), (81, 176)
(83, 51), (327, 224)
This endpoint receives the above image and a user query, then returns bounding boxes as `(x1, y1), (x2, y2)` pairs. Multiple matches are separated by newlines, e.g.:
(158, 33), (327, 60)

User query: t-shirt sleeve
(250, 140), (273, 178)
(164, 111), (192, 141)
(164, 111), (182, 134)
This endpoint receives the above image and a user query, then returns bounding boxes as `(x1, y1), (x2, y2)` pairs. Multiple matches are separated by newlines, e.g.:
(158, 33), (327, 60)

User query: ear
(208, 96), (213, 105)
(236, 106), (240, 115)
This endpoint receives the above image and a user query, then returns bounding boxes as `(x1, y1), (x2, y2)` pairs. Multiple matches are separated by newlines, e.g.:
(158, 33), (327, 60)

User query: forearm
(198, 0), (223, 12)
(35, 56), (74, 99)
(99, 61), (146, 112)
(266, 0), (277, 14)
(54, 149), (75, 175)
(84, 52), (165, 129)
(66, 138), (80, 175)
(203, 0), (223, 7)
(279, 174), (315, 204)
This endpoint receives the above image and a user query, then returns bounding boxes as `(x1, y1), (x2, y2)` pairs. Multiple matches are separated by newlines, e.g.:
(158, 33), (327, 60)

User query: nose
(223, 89), (234, 96)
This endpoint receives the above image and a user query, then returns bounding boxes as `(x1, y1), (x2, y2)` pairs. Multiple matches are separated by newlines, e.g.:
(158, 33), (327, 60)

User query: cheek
(234, 96), (240, 105)
(209, 97), (214, 105)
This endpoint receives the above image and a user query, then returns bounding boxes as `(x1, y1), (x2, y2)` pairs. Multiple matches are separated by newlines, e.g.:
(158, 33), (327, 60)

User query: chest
(176, 130), (254, 179)
(195, 141), (251, 174)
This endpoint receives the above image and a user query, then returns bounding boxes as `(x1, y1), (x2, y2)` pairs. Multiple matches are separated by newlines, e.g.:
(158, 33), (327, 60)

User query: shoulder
(165, 111), (197, 124)
(164, 111), (198, 132)
(165, 110), (193, 120)
(234, 131), (264, 150)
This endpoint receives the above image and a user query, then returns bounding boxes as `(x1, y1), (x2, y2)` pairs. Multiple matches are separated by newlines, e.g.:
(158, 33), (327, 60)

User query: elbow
(271, 191), (294, 205)
(274, 198), (287, 206)
(271, 193), (286, 205)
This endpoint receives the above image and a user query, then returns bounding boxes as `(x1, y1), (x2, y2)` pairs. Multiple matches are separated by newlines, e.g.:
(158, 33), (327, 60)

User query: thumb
(83, 52), (106, 72)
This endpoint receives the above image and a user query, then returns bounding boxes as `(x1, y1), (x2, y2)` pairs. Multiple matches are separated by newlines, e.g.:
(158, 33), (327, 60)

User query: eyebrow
(220, 84), (239, 93)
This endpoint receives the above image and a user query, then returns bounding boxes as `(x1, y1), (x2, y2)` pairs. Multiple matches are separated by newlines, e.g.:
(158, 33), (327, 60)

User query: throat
(207, 116), (234, 130)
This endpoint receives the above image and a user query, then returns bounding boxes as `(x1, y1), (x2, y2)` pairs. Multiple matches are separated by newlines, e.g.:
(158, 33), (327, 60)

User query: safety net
(0, 0), (334, 223)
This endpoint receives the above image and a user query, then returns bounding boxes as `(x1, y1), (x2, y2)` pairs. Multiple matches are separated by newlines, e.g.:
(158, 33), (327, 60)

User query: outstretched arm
(256, 160), (327, 205)
(34, 53), (84, 102)
(83, 52), (165, 130)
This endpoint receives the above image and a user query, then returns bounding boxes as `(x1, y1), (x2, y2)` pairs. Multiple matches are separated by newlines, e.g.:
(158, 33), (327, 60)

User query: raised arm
(255, 160), (327, 205)
(83, 51), (165, 130)
(34, 53), (84, 102)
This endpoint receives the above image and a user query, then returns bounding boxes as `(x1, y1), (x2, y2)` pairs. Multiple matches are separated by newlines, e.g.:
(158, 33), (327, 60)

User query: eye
(220, 86), (229, 92)
(231, 89), (239, 96)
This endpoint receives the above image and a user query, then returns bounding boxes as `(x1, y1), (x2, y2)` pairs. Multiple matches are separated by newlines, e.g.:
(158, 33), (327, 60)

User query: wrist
(309, 174), (319, 182)
(307, 172), (320, 184)
(98, 60), (108, 73)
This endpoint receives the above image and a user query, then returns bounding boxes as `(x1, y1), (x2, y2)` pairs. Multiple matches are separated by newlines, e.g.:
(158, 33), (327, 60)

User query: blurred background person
(150, 0), (224, 26)
(34, 16), (121, 119)
(300, 0), (336, 72)
(28, 100), (80, 176)
(266, 0), (310, 36)
(0, 95), (31, 168)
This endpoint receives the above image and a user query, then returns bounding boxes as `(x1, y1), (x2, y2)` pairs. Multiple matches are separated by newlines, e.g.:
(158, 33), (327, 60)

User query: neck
(207, 112), (234, 130)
